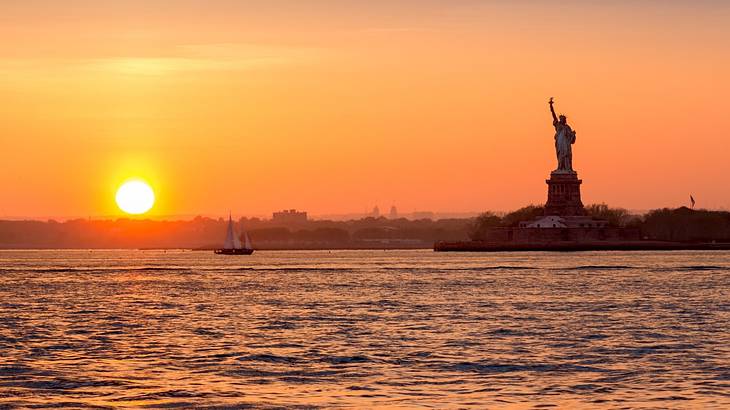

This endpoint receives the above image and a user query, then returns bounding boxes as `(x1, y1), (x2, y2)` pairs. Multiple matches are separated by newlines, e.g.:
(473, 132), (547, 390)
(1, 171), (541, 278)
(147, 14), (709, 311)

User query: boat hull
(214, 248), (254, 255)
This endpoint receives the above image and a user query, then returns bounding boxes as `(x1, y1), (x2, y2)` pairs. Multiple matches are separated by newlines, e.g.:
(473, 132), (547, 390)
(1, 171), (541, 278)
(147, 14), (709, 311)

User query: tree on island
(642, 207), (730, 242)
(468, 206), (545, 240)
(501, 205), (545, 227)
(584, 204), (632, 227)
(468, 212), (501, 240)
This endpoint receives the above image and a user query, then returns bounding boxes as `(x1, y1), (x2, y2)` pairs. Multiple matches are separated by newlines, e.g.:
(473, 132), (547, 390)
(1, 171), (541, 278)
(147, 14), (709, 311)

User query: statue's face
(559, 115), (567, 124)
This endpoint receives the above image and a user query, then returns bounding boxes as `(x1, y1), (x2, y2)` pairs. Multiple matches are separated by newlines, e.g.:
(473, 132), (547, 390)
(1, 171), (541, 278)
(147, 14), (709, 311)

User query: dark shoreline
(434, 240), (730, 252)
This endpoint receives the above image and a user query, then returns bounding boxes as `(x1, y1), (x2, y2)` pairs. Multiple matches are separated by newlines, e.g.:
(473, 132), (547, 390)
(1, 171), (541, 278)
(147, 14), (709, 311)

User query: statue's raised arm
(549, 97), (558, 124)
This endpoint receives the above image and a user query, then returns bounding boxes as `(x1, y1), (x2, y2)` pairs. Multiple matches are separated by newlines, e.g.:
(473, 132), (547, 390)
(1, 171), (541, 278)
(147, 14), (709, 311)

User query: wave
(325, 355), (372, 365)
(382, 266), (537, 271)
(0, 266), (355, 274)
(560, 265), (635, 271)
(447, 361), (606, 374)
(237, 353), (301, 364)
(0, 377), (129, 390)
(0, 266), (193, 273)
(557, 265), (730, 272)
(232, 267), (355, 272)
(655, 265), (730, 272)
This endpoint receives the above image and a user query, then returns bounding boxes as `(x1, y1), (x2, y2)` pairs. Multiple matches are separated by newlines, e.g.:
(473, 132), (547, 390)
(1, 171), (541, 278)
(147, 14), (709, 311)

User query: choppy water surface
(0, 250), (729, 409)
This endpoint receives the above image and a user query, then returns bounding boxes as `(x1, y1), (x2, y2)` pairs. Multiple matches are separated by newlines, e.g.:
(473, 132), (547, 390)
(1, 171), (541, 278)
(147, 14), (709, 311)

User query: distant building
(272, 209), (308, 224)
(372, 206), (380, 218)
(389, 205), (398, 219)
(519, 215), (608, 229)
(521, 216), (567, 228)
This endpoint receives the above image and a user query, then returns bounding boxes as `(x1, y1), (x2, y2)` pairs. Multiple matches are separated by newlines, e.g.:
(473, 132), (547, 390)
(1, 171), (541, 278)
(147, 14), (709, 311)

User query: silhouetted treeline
(584, 204), (636, 227)
(469, 205), (730, 242)
(0, 216), (470, 249)
(642, 207), (730, 242)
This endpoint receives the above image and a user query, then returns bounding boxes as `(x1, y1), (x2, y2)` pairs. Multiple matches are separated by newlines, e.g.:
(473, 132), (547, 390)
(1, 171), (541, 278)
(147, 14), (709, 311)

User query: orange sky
(2, 1), (729, 219)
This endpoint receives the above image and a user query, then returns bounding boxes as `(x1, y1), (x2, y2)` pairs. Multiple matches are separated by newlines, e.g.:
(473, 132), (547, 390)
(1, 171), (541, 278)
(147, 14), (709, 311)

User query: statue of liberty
(549, 97), (576, 173)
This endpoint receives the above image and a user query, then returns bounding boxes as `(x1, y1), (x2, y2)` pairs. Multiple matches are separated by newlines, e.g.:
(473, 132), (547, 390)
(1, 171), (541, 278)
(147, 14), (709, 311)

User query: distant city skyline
(0, 208), (482, 222)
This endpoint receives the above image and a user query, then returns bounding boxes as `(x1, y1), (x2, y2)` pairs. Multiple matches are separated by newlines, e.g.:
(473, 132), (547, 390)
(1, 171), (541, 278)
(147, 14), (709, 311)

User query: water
(1, 250), (728, 409)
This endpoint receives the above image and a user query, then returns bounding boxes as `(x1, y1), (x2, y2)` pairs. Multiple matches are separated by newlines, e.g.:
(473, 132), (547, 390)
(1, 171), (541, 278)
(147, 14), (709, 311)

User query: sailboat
(215, 214), (254, 255)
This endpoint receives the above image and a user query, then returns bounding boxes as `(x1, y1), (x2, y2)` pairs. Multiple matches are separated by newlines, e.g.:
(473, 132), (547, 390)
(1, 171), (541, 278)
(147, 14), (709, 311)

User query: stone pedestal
(545, 171), (585, 216)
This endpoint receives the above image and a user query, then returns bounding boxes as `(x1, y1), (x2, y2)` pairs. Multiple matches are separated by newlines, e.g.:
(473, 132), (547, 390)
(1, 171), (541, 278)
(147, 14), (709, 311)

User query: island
(435, 99), (730, 252)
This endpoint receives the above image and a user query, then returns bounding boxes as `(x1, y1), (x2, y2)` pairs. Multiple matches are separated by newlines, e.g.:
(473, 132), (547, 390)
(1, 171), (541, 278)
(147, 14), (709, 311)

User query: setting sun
(115, 180), (155, 215)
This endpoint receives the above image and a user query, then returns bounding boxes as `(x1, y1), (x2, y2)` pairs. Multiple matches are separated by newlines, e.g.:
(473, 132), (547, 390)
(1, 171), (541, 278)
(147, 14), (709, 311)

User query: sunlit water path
(1, 250), (728, 408)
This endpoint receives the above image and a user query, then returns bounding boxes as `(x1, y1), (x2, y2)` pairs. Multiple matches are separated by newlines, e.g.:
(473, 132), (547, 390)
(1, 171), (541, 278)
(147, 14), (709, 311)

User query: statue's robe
(554, 120), (576, 171)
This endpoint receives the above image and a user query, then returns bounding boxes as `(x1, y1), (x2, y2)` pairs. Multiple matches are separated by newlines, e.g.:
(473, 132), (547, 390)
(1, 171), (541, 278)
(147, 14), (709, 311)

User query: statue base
(545, 171), (585, 216)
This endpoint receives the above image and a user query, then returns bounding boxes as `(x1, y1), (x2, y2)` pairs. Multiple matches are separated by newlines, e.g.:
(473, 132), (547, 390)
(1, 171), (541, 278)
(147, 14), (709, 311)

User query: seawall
(434, 240), (730, 252)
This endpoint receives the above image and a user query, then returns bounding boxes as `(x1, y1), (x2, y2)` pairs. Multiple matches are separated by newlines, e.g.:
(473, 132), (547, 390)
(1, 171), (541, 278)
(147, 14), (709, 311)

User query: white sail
(243, 231), (252, 250)
(232, 226), (242, 249)
(224, 215), (243, 249)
